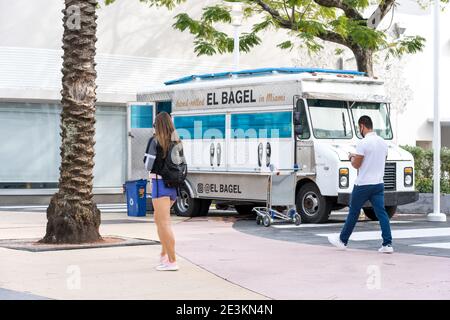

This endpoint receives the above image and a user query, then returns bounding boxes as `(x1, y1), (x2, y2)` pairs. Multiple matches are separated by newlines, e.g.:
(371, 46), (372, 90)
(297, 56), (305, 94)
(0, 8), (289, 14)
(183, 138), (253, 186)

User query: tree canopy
(105, 0), (447, 75)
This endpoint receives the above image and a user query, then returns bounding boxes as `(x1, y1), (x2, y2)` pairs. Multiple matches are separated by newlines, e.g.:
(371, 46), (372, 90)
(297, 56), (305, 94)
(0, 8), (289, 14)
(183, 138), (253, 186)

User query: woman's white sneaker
(327, 234), (347, 250)
(159, 254), (169, 265)
(378, 245), (394, 253)
(156, 262), (179, 271)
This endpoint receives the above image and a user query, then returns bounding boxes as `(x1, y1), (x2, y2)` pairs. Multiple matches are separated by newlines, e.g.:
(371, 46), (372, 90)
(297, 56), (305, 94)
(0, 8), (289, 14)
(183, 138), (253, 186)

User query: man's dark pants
(340, 183), (392, 246)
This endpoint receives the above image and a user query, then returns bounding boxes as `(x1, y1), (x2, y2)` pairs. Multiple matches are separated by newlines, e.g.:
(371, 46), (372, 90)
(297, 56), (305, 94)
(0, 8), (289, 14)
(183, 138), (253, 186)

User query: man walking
(328, 116), (393, 253)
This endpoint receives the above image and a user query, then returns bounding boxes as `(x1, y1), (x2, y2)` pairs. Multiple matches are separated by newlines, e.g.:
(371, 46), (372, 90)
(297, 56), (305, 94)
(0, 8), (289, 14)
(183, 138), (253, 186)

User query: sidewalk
(1, 210), (450, 300)
(0, 211), (266, 300)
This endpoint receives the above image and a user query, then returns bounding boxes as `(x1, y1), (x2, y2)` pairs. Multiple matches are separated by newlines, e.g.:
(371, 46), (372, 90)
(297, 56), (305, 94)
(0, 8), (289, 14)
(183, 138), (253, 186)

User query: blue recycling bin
(125, 179), (147, 217)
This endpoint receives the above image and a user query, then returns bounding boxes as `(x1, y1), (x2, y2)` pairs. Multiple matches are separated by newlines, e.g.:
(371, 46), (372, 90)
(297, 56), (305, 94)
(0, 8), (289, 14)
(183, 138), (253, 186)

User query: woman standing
(150, 111), (182, 271)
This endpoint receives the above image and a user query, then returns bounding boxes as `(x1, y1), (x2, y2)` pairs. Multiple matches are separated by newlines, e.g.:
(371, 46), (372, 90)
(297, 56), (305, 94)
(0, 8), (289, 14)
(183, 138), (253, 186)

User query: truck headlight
(339, 168), (349, 188)
(404, 167), (413, 187)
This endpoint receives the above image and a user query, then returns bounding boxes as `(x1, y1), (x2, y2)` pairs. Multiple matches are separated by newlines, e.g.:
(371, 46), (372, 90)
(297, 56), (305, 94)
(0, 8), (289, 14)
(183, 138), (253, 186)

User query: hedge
(401, 145), (450, 194)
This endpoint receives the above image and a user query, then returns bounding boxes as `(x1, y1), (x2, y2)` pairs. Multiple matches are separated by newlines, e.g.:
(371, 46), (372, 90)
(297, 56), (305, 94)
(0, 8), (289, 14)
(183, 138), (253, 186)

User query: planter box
(397, 193), (450, 214)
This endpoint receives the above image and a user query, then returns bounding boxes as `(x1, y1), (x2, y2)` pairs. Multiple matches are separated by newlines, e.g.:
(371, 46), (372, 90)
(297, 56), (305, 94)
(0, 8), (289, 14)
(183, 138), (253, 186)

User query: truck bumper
(337, 191), (419, 207)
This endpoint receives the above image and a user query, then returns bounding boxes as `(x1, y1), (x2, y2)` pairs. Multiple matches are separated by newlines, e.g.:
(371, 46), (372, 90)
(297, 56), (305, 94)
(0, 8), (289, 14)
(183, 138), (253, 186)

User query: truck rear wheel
(363, 206), (396, 221)
(296, 182), (332, 223)
(174, 185), (209, 217)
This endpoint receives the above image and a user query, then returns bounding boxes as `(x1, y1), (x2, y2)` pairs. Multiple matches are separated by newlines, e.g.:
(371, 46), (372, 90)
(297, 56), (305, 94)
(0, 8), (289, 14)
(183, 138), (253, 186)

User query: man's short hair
(358, 116), (373, 129)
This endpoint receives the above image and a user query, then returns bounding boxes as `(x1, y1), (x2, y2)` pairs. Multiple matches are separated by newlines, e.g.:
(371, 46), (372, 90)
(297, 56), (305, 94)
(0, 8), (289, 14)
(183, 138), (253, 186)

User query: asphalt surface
(0, 288), (51, 300)
(233, 212), (450, 258)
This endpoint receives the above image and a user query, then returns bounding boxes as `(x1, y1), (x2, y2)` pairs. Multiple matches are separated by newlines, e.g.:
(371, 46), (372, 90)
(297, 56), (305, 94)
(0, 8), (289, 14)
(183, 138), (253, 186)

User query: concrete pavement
(0, 210), (266, 300)
(1, 208), (449, 300)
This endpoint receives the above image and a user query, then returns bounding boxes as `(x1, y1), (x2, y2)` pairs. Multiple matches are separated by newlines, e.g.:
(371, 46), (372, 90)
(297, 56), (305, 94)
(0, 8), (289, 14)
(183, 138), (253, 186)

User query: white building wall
(0, 0), (448, 194)
(337, 0), (450, 148)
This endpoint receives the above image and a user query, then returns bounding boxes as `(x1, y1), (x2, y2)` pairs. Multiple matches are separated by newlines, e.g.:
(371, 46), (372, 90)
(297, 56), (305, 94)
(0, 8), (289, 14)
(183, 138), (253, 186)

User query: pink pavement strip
(173, 218), (450, 300)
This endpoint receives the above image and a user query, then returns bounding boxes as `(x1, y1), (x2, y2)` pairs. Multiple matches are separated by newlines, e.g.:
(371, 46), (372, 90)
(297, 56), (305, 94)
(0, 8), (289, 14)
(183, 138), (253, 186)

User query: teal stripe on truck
(174, 114), (226, 140)
(231, 112), (292, 139)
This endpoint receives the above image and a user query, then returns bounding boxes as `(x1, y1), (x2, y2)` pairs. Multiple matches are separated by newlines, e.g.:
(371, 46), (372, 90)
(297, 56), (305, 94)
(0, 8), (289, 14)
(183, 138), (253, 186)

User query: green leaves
(343, 0), (370, 10)
(347, 22), (386, 50)
(173, 5), (261, 57)
(401, 145), (450, 194)
(105, 0), (186, 9)
(201, 5), (232, 24)
(385, 36), (426, 59)
(104, 0), (437, 72)
(252, 17), (275, 33)
(277, 40), (294, 50)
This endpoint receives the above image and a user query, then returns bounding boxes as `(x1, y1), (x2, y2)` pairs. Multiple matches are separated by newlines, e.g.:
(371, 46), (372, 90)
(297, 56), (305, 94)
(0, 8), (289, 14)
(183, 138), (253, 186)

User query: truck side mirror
(294, 125), (303, 136)
(293, 112), (302, 125)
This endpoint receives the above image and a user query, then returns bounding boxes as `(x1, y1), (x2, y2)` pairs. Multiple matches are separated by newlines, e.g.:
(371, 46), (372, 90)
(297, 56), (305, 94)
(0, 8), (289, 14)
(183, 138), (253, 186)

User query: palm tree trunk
(40, 0), (101, 244)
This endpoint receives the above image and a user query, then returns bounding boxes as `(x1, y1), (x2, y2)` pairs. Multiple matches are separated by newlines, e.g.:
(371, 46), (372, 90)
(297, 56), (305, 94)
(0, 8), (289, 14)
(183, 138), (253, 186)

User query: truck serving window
(307, 99), (353, 139)
(350, 102), (393, 140)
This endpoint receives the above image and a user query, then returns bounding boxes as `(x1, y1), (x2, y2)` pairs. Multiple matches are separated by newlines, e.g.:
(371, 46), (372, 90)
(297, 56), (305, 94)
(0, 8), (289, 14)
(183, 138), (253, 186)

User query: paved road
(234, 212), (450, 258)
(0, 288), (50, 300)
(173, 213), (450, 299)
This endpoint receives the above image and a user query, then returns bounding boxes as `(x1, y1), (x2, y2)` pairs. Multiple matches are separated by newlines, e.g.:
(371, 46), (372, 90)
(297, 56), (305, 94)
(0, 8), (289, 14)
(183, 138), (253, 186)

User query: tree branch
(312, 0), (363, 20)
(375, 0), (396, 22)
(253, 0), (350, 48)
(316, 30), (349, 47)
(253, 0), (292, 28)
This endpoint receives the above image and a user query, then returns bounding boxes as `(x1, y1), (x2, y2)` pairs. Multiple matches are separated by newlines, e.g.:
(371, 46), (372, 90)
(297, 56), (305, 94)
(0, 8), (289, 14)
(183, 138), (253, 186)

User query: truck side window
(296, 100), (311, 139)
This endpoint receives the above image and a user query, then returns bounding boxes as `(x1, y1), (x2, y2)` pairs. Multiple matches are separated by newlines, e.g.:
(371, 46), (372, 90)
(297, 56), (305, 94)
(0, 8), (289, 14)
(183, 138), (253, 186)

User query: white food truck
(128, 68), (418, 223)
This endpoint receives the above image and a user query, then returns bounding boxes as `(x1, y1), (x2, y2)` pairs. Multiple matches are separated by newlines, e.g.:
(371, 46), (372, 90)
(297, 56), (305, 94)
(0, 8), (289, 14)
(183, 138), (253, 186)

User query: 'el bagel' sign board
(173, 83), (300, 110)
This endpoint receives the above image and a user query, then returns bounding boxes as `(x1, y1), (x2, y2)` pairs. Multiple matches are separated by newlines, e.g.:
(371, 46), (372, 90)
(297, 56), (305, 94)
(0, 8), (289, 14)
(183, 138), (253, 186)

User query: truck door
(294, 98), (315, 174)
(127, 102), (155, 181)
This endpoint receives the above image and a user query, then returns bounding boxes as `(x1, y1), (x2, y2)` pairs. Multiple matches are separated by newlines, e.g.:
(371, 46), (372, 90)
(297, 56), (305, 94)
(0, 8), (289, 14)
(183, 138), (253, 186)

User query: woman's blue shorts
(151, 178), (177, 201)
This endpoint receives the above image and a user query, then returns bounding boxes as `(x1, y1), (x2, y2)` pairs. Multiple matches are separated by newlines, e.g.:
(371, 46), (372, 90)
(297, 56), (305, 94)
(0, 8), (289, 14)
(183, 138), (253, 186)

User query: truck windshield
(350, 102), (393, 139)
(307, 99), (353, 139)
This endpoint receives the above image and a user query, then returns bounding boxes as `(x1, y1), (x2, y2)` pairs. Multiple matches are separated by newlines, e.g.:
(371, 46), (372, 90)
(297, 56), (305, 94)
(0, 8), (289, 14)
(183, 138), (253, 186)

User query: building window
(0, 102), (127, 189)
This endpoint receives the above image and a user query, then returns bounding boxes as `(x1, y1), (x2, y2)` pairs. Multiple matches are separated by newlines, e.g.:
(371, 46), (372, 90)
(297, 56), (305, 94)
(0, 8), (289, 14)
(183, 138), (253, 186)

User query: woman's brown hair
(154, 111), (180, 158)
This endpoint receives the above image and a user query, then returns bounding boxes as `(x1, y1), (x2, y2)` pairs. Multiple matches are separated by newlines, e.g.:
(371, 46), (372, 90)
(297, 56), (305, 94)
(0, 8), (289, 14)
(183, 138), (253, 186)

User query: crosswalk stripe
(317, 228), (450, 241)
(411, 242), (450, 249)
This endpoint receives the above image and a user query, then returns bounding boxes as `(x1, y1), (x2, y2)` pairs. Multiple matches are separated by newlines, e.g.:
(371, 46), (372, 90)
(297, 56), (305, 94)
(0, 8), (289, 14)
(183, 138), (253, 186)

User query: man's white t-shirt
(354, 131), (388, 186)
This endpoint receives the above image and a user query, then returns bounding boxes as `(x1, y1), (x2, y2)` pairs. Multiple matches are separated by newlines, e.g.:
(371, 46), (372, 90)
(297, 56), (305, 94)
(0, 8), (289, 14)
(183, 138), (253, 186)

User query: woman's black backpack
(160, 141), (187, 188)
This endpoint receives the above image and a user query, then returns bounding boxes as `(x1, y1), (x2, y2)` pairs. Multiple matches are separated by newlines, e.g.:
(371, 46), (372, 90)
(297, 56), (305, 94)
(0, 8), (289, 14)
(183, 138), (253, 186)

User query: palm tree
(40, 0), (102, 243)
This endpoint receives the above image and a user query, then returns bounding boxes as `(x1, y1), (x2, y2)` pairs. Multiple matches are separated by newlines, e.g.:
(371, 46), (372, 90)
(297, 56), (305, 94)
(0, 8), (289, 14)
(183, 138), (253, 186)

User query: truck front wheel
(363, 206), (396, 221)
(296, 182), (332, 223)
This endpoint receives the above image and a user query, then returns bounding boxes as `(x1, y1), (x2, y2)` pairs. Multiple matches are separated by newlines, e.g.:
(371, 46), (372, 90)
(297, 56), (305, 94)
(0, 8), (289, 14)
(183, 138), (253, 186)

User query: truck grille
(384, 163), (396, 191)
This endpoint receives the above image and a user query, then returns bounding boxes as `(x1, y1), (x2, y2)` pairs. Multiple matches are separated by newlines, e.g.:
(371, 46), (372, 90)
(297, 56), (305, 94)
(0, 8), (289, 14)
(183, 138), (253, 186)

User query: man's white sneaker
(327, 234), (347, 250)
(378, 245), (394, 254)
(156, 262), (179, 271)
